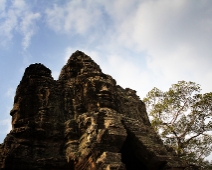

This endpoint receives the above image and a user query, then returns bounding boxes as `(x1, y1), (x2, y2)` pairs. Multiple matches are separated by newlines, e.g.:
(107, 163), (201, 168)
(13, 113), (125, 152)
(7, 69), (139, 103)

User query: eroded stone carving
(0, 51), (186, 170)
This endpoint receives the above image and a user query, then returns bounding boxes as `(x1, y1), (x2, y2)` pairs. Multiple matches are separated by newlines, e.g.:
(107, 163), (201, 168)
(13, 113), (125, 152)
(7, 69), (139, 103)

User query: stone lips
(0, 50), (186, 169)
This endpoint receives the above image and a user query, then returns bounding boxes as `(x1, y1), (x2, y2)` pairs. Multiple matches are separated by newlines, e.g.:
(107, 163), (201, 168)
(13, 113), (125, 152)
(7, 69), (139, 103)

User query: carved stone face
(10, 98), (21, 129)
(83, 75), (117, 111)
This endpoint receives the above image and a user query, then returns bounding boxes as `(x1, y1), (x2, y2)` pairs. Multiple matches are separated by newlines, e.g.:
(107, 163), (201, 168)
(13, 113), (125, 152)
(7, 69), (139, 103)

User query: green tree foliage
(143, 81), (212, 169)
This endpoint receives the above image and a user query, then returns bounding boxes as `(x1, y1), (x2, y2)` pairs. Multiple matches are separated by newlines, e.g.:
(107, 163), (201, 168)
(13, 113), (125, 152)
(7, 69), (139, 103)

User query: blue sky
(0, 0), (212, 157)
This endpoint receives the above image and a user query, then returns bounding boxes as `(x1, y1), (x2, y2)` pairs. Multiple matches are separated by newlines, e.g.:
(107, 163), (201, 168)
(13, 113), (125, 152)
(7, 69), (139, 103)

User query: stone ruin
(0, 51), (187, 169)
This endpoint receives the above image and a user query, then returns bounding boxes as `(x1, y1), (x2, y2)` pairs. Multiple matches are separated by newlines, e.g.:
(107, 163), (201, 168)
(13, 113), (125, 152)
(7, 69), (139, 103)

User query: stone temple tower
(0, 51), (186, 169)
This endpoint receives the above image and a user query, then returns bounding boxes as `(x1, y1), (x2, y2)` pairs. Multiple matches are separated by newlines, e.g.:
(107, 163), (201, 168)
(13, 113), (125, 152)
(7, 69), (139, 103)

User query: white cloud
(0, 0), (25, 45)
(105, 54), (152, 98)
(20, 12), (40, 50)
(0, 8), (17, 45)
(100, 0), (212, 93)
(45, 0), (102, 35)
(0, 0), (40, 49)
(0, 0), (6, 13)
(13, 0), (26, 9)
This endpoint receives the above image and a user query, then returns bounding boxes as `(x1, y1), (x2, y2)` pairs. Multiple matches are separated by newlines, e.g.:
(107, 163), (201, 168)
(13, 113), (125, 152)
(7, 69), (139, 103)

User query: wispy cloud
(0, 0), (40, 49)
(0, 5), (18, 46)
(45, 1), (102, 35)
(117, 1), (210, 76)
(20, 12), (40, 50)
(61, 0), (212, 97)
(100, 0), (212, 93)
(0, 0), (6, 14)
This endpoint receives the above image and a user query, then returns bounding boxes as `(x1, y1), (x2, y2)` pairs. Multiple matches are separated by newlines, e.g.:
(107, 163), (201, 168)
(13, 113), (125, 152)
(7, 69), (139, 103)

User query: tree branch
(184, 132), (204, 145)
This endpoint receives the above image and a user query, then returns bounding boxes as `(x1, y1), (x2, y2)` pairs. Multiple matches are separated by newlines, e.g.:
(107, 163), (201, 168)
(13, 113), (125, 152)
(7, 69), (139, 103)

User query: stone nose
(100, 85), (109, 92)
